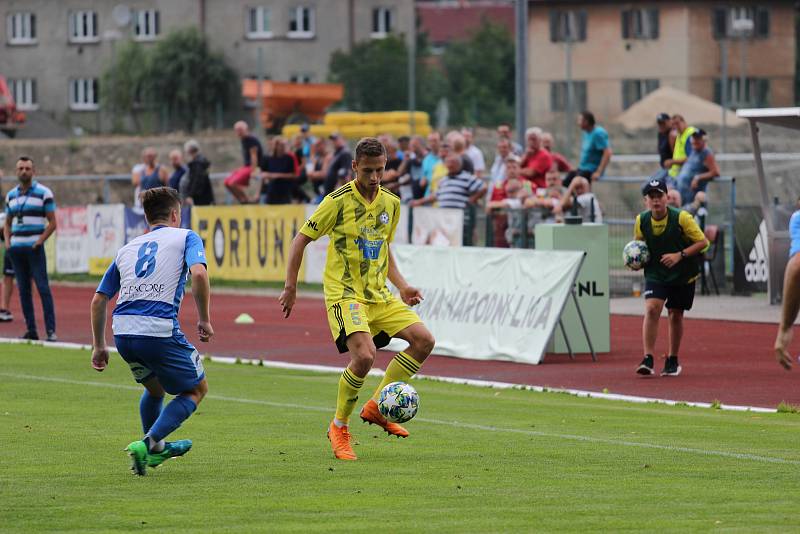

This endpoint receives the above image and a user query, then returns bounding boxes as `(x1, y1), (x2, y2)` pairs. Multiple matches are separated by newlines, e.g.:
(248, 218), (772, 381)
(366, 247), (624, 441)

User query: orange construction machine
(242, 79), (343, 133)
(0, 76), (25, 138)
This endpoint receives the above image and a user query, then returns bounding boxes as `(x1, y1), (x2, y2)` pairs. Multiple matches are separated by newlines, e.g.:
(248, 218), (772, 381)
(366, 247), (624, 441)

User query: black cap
(642, 178), (668, 196)
(691, 128), (707, 138)
(656, 113), (670, 122)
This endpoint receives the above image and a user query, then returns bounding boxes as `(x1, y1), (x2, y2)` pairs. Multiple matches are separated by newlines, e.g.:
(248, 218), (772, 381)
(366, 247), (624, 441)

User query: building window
(69, 78), (99, 111)
(8, 79), (37, 110)
(714, 77), (770, 108)
(549, 10), (587, 43)
(621, 79), (659, 110)
(134, 9), (160, 41)
(69, 10), (99, 43)
(288, 6), (314, 38)
(550, 81), (587, 112)
(290, 74), (313, 84)
(247, 6), (272, 38)
(712, 7), (769, 39)
(621, 9), (658, 40)
(6, 12), (37, 44)
(372, 7), (393, 38)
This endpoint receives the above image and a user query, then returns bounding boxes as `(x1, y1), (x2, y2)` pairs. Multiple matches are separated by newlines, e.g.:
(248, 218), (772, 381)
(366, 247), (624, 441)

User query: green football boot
(124, 440), (149, 476)
(147, 439), (193, 468)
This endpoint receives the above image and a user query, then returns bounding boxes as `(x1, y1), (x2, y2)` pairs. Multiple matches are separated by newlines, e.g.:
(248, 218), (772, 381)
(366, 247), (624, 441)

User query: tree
(102, 28), (238, 132)
(441, 22), (515, 126)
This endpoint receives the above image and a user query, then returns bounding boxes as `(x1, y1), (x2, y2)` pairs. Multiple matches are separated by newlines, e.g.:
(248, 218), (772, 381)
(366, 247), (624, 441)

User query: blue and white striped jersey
(96, 226), (207, 338)
(4, 181), (56, 248)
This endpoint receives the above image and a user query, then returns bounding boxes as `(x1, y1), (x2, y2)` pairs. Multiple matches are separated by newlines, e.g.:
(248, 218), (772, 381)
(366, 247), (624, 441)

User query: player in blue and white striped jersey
(90, 187), (213, 475)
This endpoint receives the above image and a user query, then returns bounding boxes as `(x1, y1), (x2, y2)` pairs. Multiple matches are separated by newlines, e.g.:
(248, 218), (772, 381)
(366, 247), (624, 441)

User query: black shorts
(644, 280), (695, 310)
(2, 248), (13, 277)
(562, 169), (593, 188)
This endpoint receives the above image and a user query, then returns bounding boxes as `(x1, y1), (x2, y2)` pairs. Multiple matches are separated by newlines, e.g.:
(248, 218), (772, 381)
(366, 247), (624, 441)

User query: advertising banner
(192, 205), (306, 282)
(124, 207), (149, 243)
(388, 245), (584, 364)
(410, 207), (462, 246)
(87, 204), (125, 275)
(55, 206), (88, 274)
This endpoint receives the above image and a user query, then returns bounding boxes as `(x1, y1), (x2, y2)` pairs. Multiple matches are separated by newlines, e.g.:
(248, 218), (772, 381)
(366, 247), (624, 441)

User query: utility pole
(514, 0), (529, 148)
(408, 9), (417, 135)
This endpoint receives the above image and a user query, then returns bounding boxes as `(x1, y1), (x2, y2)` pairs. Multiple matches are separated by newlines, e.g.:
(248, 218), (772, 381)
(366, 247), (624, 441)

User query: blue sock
(146, 395), (197, 444)
(139, 390), (164, 435)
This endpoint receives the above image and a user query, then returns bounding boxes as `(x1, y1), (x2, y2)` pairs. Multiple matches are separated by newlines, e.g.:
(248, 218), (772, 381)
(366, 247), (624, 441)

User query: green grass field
(3, 344), (800, 532)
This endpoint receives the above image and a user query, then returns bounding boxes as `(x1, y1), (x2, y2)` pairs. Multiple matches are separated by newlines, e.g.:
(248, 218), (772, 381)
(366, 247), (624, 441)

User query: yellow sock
(372, 352), (422, 400)
(334, 367), (365, 425)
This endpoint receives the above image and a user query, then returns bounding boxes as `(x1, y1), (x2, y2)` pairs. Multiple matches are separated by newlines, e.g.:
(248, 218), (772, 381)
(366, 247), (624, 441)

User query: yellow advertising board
(191, 205), (306, 282)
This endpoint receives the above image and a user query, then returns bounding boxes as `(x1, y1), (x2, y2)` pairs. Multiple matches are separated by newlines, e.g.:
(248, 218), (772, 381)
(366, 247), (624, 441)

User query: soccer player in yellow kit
(279, 137), (435, 461)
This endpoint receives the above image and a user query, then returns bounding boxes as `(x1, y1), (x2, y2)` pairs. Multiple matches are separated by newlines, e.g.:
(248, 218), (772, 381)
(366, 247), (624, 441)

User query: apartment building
(529, 1), (796, 124)
(0, 0), (414, 132)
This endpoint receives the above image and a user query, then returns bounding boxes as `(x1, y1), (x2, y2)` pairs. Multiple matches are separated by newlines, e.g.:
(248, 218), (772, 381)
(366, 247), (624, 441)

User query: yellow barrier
(191, 205), (307, 282)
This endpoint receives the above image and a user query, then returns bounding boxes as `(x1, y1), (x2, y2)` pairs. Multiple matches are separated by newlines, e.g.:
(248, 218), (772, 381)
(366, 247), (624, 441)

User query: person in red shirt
(519, 127), (553, 191)
(541, 131), (573, 174)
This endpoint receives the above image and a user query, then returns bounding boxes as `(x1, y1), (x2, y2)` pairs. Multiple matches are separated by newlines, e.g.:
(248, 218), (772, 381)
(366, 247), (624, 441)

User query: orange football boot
(327, 421), (357, 460)
(360, 398), (409, 438)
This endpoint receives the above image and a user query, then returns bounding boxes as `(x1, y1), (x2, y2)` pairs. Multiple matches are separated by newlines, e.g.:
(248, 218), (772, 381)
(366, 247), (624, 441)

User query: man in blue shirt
(775, 197), (800, 370)
(3, 156), (57, 340)
(565, 111), (613, 187)
(90, 187), (213, 475)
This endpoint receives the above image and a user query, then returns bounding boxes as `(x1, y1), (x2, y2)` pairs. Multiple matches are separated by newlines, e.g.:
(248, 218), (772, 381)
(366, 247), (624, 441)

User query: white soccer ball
(378, 381), (419, 423)
(623, 240), (650, 271)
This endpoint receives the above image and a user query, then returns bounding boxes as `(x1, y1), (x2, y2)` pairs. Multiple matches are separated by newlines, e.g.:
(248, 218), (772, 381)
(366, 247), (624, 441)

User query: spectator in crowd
(490, 139), (512, 189)
(396, 135), (428, 203)
(422, 132), (442, 186)
(288, 135), (311, 203)
(381, 138), (404, 194)
(308, 138), (332, 201)
(462, 128), (486, 179)
(397, 135), (411, 160)
(132, 147), (169, 199)
(486, 155), (531, 247)
(525, 168), (566, 222)
(564, 111), (612, 187)
(520, 127), (553, 191)
(667, 188), (682, 209)
(183, 140), (215, 206)
(541, 131), (573, 174)
(559, 176), (603, 223)
(426, 142), (451, 201)
(225, 121), (263, 204)
(131, 150), (148, 208)
(497, 122), (523, 155)
(260, 137), (298, 205)
(324, 133), (353, 195)
(656, 113), (675, 171)
(299, 123), (315, 160)
(664, 114), (696, 183)
(676, 129), (719, 209)
(445, 130), (475, 175)
(4, 156), (57, 341)
(167, 149), (188, 192)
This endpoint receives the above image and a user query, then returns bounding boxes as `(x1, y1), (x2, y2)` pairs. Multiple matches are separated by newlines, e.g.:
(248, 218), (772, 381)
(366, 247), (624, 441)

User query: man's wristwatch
(680, 250), (687, 259)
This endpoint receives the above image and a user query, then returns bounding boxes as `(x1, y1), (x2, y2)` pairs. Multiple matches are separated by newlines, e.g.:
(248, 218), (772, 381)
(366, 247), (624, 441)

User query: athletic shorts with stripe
(327, 298), (421, 354)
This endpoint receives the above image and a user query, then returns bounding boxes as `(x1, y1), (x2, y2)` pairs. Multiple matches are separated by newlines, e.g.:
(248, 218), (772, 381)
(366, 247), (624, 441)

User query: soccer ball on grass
(623, 240), (650, 271)
(378, 381), (419, 423)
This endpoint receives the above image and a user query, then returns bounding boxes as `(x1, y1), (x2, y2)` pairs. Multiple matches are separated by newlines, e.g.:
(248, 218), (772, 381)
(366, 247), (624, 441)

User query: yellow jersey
(633, 209), (705, 242)
(300, 182), (401, 307)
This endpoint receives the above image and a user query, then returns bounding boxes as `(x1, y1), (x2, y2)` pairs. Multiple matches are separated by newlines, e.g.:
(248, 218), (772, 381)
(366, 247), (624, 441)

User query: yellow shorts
(327, 298), (422, 354)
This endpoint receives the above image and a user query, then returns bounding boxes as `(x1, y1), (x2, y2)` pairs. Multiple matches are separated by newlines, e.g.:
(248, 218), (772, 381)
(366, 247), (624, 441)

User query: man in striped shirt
(411, 154), (486, 210)
(3, 157), (57, 341)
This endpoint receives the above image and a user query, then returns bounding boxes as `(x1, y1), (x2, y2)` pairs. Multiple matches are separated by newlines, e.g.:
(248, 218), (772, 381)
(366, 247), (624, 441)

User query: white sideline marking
(2, 370), (798, 466)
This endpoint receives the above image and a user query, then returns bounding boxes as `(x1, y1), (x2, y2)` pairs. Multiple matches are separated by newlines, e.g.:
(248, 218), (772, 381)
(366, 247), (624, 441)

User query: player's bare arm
(190, 263), (213, 342)
(90, 292), (110, 371)
(388, 246), (422, 306)
(775, 255), (800, 370)
(280, 233), (313, 318)
(660, 237), (708, 268)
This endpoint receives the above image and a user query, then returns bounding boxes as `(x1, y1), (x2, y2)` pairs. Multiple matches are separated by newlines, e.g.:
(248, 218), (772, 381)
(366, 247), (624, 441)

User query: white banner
(388, 245), (584, 365)
(411, 207), (462, 246)
(87, 204), (125, 275)
(55, 206), (88, 273)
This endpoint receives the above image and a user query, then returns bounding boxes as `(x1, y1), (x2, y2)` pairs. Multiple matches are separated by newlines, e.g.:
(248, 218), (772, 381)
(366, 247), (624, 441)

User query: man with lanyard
(3, 157), (57, 341)
(634, 178), (708, 377)
(775, 196), (800, 369)
(663, 114), (696, 186)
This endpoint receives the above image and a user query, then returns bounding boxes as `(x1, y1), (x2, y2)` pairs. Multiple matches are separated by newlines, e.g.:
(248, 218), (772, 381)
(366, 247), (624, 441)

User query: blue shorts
(115, 333), (205, 395)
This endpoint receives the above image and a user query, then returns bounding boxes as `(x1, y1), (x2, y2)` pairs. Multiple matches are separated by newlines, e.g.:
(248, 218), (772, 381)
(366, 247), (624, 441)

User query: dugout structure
(736, 107), (800, 304)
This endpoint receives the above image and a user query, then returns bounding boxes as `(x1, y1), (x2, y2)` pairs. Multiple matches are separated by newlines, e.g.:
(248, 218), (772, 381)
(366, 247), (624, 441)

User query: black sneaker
(661, 355), (682, 376)
(636, 354), (654, 375)
(21, 331), (39, 341)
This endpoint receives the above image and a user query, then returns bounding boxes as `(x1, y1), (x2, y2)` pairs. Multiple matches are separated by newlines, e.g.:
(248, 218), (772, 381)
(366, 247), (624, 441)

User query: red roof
(417, 2), (515, 45)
